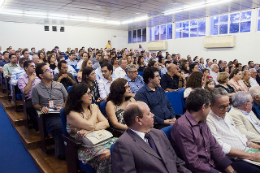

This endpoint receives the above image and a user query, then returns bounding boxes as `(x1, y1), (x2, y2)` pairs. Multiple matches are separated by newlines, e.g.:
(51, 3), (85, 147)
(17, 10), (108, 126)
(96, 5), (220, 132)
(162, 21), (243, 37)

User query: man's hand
(62, 74), (68, 78)
(29, 74), (35, 81)
(164, 119), (176, 125)
(0, 68), (3, 72)
(41, 107), (49, 114)
(181, 73), (186, 80)
(5, 75), (11, 78)
(55, 106), (63, 111)
(250, 152), (260, 162)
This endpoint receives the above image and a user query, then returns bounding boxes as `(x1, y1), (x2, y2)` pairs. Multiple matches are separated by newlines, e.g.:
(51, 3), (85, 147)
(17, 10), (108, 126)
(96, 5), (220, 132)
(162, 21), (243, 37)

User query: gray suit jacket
(112, 128), (191, 173)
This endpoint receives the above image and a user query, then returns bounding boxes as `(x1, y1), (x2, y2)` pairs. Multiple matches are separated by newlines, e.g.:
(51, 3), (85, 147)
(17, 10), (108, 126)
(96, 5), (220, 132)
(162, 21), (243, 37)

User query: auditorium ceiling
(0, 0), (259, 30)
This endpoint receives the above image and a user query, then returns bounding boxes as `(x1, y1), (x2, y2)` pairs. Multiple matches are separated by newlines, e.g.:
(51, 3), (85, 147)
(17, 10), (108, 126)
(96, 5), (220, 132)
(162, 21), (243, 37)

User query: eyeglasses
(131, 70), (138, 73)
(86, 92), (93, 96)
(43, 68), (52, 73)
(219, 104), (230, 111)
(124, 85), (130, 89)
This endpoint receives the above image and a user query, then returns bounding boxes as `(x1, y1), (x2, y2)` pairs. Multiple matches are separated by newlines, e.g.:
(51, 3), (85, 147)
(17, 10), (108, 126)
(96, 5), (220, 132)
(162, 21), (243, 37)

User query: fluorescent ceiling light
(70, 16), (88, 21)
(122, 19), (134, 24)
(164, 0), (232, 15)
(134, 16), (148, 22)
(106, 20), (121, 25)
(0, 0), (5, 7)
(24, 12), (47, 18)
(0, 11), (23, 16)
(48, 14), (68, 19)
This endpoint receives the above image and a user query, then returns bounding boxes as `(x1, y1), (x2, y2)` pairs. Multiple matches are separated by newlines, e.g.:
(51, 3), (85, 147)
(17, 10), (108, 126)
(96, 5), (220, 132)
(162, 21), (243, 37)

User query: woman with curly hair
(184, 71), (203, 98)
(77, 59), (92, 82)
(106, 78), (135, 133)
(181, 59), (190, 77)
(64, 83), (115, 173)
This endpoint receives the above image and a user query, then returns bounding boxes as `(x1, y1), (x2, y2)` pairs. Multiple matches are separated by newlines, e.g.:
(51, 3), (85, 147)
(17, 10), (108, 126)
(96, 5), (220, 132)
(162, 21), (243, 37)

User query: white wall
(0, 21), (128, 52)
(127, 8), (260, 66)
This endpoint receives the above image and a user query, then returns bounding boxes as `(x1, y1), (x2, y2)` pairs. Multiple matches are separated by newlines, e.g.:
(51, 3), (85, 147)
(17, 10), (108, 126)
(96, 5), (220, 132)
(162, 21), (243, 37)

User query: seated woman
(205, 79), (215, 92)
(47, 54), (57, 70)
(215, 72), (236, 103)
(81, 67), (101, 104)
(137, 56), (146, 71)
(228, 69), (248, 92)
(111, 57), (119, 70)
(184, 71), (203, 98)
(158, 55), (165, 69)
(64, 83), (115, 173)
(77, 59), (92, 82)
(181, 60), (190, 77)
(229, 65), (234, 74)
(38, 50), (46, 63)
(242, 70), (251, 90)
(106, 78), (135, 135)
(242, 65), (248, 71)
(148, 59), (159, 69)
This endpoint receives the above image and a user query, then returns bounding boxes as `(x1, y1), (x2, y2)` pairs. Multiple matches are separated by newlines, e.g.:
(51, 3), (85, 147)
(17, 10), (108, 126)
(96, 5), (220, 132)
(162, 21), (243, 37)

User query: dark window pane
(160, 25), (166, 40)
(137, 29), (141, 42)
(155, 26), (159, 41)
(133, 30), (136, 43)
(230, 13), (240, 33)
(128, 31), (132, 43)
(142, 28), (146, 42)
(167, 24), (172, 39)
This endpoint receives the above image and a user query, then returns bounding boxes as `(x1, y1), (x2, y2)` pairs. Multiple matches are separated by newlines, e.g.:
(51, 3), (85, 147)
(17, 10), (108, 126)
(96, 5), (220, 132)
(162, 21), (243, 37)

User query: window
(155, 26), (160, 41)
(133, 30), (136, 43)
(150, 27), (154, 41)
(176, 18), (206, 38)
(137, 29), (141, 42)
(167, 24), (172, 39)
(258, 10), (260, 31)
(211, 11), (251, 35)
(142, 28), (146, 42)
(149, 24), (173, 41)
(128, 31), (132, 43)
(160, 25), (166, 40)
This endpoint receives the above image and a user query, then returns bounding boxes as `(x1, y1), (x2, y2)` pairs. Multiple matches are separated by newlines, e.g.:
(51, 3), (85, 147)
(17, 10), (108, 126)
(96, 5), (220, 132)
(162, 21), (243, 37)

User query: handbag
(82, 129), (113, 148)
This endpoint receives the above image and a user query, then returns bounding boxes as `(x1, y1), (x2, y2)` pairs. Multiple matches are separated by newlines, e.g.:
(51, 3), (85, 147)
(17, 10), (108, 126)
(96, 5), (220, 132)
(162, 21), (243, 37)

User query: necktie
(145, 133), (158, 154)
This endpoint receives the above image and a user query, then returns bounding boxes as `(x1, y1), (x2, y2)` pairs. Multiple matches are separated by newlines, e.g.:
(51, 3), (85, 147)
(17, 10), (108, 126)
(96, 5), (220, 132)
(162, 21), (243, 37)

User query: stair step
(6, 109), (26, 126)
(29, 148), (68, 173)
(0, 99), (23, 110)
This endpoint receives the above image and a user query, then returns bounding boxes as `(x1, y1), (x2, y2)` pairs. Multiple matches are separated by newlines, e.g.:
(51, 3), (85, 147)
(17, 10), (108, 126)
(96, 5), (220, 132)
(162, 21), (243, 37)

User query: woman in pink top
(227, 69), (248, 92)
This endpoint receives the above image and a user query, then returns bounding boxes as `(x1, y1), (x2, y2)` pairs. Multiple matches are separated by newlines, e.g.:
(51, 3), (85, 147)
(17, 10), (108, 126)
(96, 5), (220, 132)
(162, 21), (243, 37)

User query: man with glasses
(124, 64), (144, 94)
(135, 67), (176, 129)
(32, 63), (67, 159)
(249, 68), (259, 87)
(18, 61), (41, 131)
(229, 91), (260, 143)
(207, 88), (260, 172)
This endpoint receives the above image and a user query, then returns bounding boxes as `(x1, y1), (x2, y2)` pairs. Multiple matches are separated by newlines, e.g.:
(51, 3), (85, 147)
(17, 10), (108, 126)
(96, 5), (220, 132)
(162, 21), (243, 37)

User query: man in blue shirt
(135, 67), (176, 129)
(66, 52), (77, 67)
(124, 64), (144, 95)
(250, 86), (260, 120)
(0, 51), (10, 72)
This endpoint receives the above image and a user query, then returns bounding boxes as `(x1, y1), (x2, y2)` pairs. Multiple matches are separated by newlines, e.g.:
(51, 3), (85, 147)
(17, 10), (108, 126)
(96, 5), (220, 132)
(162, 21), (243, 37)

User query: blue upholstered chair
(67, 86), (73, 93)
(60, 108), (95, 173)
(161, 125), (173, 141)
(138, 71), (143, 77)
(100, 101), (107, 117)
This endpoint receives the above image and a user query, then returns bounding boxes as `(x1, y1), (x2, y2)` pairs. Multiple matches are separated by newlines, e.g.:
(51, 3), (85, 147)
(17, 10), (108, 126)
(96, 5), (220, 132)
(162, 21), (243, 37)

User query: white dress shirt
(210, 71), (219, 85)
(129, 128), (148, 143)
(206, 111), (247, 154)
(249, 77), (259, 87)
(114, 66), (126, 79)
(98, 77), (115, 100)
(76, 59), (83, 69)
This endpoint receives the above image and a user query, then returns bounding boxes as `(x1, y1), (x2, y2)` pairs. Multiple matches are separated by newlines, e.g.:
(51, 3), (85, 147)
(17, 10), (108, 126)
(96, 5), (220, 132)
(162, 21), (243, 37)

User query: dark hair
(101, 63), (113, 73)
(35, 63), (46, 79)
(229, 66), (234, 74)
(181, 60), (188, 71)
(9, 53), (16, 59)
(69, 52), (75, 56)
(229, 68), (240, 79)
(189, 63), (198, 72)
(80, 59), (91, 72)
(99, 58), (109, 66)
(31, 47), (35, 51)
(123, 104), (143, 127)
(22, 49), (28, 55)
(235, 63), (242, 68)
(148, 59), (156, 68)
(233, 59), (238, 63)
(82, 67), (94, 84)
(57, 55), (65, 62)
(64, 83), (90, 115)
(58, 60), (67, 70)
(218, 60), (223, 65)
(186, 88), (211, 112)
(47, 54), (54, 64)
(143, 67), (159, 84)
(38, 50), (45, 60)
(19, 58), (26, 66)
(158, 55), (164, 63)
(242, 65), (248, 71)
(165, 61), (171, 66)
(3, 51), (9, 56)
(205, 79), (215, 91)
(202, 68), (209, 74)
(24, 60), (33, 69)
(248, 61), (253, 65)
(138, 56), (144, 66)
(186, 71), (203, 88)
(111, 57), (118, 66)
(107, 78), (130, 106)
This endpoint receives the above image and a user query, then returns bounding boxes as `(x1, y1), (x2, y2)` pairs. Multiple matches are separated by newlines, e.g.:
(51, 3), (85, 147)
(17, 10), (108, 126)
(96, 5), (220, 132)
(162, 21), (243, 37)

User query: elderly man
(250, 86), (260, 120)
(124, 64), (144, 94)
(161, 64), (185, 91)
(207, 88), (260, 172)
(112, 101), (191, 173)
(210, 64), (219, 85)
(172, 88), (234, 173)
(135, 67), (176, 129)
(32, 54), (39, 66)
(249, 68), (259, 87)
(229, 91), (260, 143)
(114, 58), (128, 79)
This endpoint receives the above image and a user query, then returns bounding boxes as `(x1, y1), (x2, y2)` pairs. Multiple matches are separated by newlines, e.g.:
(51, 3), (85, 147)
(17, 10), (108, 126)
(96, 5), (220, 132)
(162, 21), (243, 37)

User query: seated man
(32, 54), (39, 66)
(207, 88), (260, 172)
(160, 60), (171, 77)
(3, 53), (19, 78)
(135, 67), (176, 129)
(32, 63), (67, 159)
(53, 60), (76, 89)
(0, 51), (10, 72)
(98, 63), (115, 101)
(172, 88), (234, 173)
(65, 52), (77, 67)
(112, 101), (191, 173)
(249, 69), (259, 87)
(229, 91), (260, 143)
(18, 60), (41, 131)
(54, 56), (77, 76)
(95, 58), (109, 81)
(114, 58), (127, 79)
(250, 86), (260, 120)
(10, 58), (26, 85)
(124, 64), (144, 94)
(161, 64), (185, 91)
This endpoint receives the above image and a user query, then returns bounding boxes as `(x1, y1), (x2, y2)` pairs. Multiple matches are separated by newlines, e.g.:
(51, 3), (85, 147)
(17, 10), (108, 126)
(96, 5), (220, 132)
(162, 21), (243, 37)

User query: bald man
(112, 101), (191, 173)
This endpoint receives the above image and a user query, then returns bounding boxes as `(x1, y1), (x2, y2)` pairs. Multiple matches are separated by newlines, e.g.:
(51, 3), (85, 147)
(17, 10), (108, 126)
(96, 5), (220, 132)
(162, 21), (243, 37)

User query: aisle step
(0, 99), (23, 111)
(6, 109), (26, 126)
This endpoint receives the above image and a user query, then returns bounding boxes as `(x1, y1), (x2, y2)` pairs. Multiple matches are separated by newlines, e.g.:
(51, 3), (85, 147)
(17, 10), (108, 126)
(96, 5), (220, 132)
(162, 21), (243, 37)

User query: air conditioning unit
(147, 41), (167, 51)
(204, 35), (236, 48)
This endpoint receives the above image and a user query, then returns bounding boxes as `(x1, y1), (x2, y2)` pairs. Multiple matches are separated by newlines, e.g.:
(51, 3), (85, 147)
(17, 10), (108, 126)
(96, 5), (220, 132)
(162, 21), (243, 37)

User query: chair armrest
(11, 84), (16, 103)
(62, 134), (81, 148)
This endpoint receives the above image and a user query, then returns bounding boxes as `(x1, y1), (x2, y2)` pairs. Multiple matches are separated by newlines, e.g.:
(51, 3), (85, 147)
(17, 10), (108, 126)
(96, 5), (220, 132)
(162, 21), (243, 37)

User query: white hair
(32, 54), (38, 59)
(232, 91), (251, 108)
(249, 86), (260, 100)
(210, 64), (218, 70)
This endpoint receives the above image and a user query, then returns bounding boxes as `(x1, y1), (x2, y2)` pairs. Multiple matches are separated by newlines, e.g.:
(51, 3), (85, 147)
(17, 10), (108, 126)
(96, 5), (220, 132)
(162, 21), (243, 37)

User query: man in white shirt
(229, 91), (260, 143)
(210, 64), (219, 85)
(114, 58), (127, 79)
(249, 68), (259, 87)
(54, 56), (77, 76)
(207, 88), (260, 172)
(98, 63), (114, 101)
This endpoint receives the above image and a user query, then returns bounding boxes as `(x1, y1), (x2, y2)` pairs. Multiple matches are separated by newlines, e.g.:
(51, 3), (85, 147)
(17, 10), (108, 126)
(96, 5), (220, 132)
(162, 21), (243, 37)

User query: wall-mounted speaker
(52, 26), (57, 32)
(60, 27), (65, 32)
(44, 26), (49, 31)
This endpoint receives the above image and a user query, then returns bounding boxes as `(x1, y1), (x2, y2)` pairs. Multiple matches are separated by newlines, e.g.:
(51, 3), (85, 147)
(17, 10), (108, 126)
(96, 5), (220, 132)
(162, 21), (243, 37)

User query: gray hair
(210, 88), (229, 106)
(125, 64), (137, 73)
(32, 54), (39, 59)
(119, 58), (127, 65)
(232, 91), (251, 108)
(210, 64), (218, 70)
(167, 64), (174, 71)
(249, 86), (260, 101)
